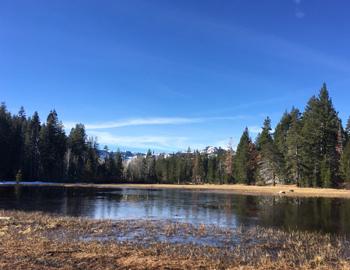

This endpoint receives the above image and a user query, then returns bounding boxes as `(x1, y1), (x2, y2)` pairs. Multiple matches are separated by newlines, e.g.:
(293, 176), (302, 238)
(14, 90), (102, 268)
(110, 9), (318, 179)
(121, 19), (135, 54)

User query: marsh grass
(0, 210), (349, 269)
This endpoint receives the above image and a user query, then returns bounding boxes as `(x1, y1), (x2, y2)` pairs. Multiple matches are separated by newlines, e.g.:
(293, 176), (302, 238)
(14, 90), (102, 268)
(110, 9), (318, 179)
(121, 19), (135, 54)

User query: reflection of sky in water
(92, 189), (238, 228)
(0, 185), (350, 234)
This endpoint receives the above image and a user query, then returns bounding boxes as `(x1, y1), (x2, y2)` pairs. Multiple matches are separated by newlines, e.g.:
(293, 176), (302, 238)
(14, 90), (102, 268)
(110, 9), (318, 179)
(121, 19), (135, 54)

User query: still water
(0, 185), (350, 235)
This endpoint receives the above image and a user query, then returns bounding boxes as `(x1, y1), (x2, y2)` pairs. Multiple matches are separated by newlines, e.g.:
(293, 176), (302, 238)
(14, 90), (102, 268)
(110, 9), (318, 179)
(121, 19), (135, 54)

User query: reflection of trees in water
(59, 188), (120, 217)
(339, 200), (350, 234)
(14, 184), (22, 201)
(2, 187), (350, 235)
(252, 196), (350, 234)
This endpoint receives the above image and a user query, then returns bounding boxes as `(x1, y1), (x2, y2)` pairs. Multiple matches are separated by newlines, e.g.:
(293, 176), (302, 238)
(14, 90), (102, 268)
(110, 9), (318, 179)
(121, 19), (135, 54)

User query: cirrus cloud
(64, 115), (247, 130)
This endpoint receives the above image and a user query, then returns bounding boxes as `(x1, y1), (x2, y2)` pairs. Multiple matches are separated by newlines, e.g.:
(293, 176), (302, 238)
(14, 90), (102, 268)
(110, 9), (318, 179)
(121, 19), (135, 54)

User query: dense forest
(1, 84), (350, 188)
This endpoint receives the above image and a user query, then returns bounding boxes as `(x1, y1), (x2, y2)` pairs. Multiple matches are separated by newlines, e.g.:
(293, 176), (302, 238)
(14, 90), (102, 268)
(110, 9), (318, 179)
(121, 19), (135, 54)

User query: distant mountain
(98, 146), (226, 161)
(200, 146), (220, 155)
(98, 150), (145, 161)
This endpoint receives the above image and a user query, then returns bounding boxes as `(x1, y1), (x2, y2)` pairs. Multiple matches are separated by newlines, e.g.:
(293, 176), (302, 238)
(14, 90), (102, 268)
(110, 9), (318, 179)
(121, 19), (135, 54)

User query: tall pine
(256, 117), (281, 185)
(23, 112), (41, 179)
(285, 108), (303, 185)
(300, 84), (342, 187)
(233, 128), (257, 184)
(39, 110), (67, 180)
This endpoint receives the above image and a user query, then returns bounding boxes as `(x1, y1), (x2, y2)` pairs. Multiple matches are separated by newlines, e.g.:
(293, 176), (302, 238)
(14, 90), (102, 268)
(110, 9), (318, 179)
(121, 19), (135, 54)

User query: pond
(0, 184), (350, 235)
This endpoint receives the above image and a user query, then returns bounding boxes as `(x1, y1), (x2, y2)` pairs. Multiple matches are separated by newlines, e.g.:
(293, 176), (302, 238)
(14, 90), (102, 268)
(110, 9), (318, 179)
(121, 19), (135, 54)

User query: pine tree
(233, 128), (257, 184)
(67, 124), (87, 180)
(115, 149), (124, 182)
(192, 151), (204, 183)
(300, 84), (341, 187)
(207, 156), (217, 183)
(84, 137), (99, 180)
(345, 117), (350, 140)
(39, 110), (67, 180)
(155, 154), (166, 183)
(174, 155), (185, 184)
(145, 150), (156, 183)
(107, 152), (117, 181)
(256, 117), (281, 185)
(184, 148), (193, 182)
(341, 116), (350, 183)
(341, 141), (350, 183)
(11, 107), (27, 178)
(224, 141), (234, 183)
(23, 112), (41, 180)
(285, 108), (302, 185)
(0, 103), (13, 178)
(274, 110), (294, 181)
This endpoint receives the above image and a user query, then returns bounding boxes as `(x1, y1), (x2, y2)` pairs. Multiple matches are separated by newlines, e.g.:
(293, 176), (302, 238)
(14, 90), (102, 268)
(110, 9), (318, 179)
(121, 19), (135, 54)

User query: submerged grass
(0, 210), (349, 269)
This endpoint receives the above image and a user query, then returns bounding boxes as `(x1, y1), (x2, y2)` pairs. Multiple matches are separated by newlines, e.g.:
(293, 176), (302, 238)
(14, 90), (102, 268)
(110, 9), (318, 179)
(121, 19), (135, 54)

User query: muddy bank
(0, 210), (349, 269)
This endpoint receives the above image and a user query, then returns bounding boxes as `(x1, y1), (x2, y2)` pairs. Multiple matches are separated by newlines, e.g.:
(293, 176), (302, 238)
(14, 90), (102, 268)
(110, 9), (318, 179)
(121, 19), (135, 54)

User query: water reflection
(0, 186), (349, 235)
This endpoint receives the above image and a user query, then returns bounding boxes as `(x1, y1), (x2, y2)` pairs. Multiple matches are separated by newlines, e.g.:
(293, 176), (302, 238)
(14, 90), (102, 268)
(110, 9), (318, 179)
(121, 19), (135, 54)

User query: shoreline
(5, 182), (350, 199)
(0, 210), (349, 269)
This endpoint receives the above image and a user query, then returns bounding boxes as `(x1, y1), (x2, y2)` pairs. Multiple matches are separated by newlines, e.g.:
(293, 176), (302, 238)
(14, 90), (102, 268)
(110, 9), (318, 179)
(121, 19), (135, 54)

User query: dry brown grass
(0, 210), (350, 269)
(39, 183), (350, 199)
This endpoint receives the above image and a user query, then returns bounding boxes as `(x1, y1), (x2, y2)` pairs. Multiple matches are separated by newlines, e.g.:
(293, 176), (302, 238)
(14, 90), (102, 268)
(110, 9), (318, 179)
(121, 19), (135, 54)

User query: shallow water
(0, 184), (350, 235)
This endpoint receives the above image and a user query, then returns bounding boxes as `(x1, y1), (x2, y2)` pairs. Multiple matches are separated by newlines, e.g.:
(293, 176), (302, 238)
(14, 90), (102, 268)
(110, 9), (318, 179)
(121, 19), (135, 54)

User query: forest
(1, 84), (350, 188)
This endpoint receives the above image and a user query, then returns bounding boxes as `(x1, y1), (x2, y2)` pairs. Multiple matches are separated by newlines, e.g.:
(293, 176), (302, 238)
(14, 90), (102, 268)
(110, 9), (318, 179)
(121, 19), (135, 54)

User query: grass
(0, 210), (350, 269)
(27, 182), (350, 199)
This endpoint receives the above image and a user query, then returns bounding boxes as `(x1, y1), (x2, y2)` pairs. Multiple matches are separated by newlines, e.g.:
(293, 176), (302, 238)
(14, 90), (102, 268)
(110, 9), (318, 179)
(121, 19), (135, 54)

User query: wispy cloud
(89, 131), (241, 152)
(88, 131), (191, 151)
(294, 0), (305, 19)
(64, 116), (247, 130)
(64, 117), (199, 130)
(63, 115), (250, 151)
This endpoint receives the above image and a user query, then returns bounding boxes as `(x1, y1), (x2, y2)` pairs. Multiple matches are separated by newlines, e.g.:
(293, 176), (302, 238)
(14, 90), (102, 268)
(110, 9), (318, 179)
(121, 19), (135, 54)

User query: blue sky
(1, 0), (350, 152)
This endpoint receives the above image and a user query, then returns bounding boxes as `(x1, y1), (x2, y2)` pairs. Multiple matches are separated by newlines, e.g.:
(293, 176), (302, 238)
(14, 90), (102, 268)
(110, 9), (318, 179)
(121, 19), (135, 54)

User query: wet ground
(0, 210), (349, 269)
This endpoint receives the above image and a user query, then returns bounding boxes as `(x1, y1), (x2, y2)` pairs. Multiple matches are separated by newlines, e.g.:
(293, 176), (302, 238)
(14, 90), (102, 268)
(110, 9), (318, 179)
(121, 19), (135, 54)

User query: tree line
(1, 84), (350, 187)
(0, 107), (123, 182)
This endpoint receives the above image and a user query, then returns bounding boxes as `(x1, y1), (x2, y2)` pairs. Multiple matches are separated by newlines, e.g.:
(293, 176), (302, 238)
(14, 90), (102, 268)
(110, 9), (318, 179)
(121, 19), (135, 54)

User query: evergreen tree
(184, 148), (193, 181)
(115, 149), (124, 182)
(300, 84), (341, 187)
(23, 112), (41, 180)
(224, 142), (234, 183)
(84, 137), (99, 180)
(144, 150), (156, 182)
(207, 156), (217, 183)
(340, 117), (350, 183)
(345, 117), (350, 140)
(106, 152), (117, 181)
(256, 117), (281, 185)
(233, 128), (257, 184)
(274, 110), (293, 181)
(11, 107), (27, 177)
(174, 155), (185, 184)
(39, 110), (67, 180)
(0, 103), (13, 178)
(285, 108), (303, 185)
(67, 124), (87, 180)
(274, 111), (292, 156)
(192, 151), (204, 183)
(341, 140), (350, 183)
(155, 154), (166, 183)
